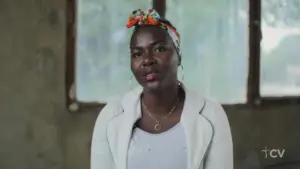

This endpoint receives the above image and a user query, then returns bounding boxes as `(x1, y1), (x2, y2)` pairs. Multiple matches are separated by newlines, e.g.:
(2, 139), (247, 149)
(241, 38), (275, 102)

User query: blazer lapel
(107, 87), (143, 169)
(180, 85), (214, 169)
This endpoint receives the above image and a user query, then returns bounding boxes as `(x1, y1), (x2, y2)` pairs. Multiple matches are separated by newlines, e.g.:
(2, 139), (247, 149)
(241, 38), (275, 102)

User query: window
(75, 0), (152, 103)
(260, 0), (300, 97)
(74, 0), (248, 104)
(66, 0), (300, 109)
(165, 0), (248, 104)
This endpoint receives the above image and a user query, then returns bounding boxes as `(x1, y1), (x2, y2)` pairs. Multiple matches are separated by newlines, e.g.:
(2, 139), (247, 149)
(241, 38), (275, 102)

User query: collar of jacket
(107, 83), (213, 169)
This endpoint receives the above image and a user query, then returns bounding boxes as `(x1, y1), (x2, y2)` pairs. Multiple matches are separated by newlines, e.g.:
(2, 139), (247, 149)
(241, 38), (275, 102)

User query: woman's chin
(142, 81), (161, 91)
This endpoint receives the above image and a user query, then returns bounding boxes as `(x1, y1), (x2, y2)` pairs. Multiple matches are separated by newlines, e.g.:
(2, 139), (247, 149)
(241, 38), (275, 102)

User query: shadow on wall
(263, 161), (300, 169)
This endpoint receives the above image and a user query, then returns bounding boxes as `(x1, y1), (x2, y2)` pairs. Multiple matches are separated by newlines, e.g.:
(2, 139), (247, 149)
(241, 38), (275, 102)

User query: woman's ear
(178, 55), (182, 66)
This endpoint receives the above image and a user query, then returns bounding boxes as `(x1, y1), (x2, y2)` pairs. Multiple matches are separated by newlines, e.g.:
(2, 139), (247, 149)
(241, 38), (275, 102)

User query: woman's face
(130, 26), (179, 91)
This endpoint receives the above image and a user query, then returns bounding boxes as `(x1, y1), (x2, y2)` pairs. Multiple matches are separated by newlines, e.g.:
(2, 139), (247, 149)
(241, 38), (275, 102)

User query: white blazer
(91, 84), (233, 169)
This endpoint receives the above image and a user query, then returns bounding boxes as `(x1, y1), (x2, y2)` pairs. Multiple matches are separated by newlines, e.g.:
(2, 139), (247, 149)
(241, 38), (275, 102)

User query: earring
(180, 64), (184, 81)
(177, 64), (184, 86)
(129, 75), (134, 90)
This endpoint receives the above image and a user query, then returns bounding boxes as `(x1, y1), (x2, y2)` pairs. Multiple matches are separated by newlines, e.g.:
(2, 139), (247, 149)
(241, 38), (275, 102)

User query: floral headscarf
(126, 9), (181, 58)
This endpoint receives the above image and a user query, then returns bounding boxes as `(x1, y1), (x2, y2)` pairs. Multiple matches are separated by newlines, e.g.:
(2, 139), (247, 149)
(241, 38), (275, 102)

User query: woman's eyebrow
(150, 40), (166, 46)
(130, 40), (167, 48)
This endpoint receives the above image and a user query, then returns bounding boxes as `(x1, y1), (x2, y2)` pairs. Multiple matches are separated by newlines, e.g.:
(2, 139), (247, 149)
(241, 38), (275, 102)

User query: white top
(127, 123), (188, 169)
(91, 84), (233, 169)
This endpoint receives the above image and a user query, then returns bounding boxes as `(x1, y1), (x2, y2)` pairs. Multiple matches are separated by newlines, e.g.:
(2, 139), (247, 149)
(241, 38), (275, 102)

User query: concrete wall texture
(0, 0), (68, 169)
(0, 0), (299, 169)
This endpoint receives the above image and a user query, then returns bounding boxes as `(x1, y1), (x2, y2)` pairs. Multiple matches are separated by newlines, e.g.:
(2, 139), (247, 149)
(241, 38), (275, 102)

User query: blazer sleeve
(90, 100), (120, 169)
(203, 101), (233, 169)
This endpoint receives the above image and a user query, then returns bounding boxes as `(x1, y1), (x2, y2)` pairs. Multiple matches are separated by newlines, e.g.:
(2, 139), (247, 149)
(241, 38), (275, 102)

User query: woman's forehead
(130, 26), (171, 47)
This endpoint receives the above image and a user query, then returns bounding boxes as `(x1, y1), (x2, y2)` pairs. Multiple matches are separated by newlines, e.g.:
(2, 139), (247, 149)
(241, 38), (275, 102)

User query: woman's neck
(142, 83), (181, 115)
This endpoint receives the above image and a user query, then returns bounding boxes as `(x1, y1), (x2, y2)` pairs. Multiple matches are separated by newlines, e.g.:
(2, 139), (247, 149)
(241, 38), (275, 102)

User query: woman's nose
(142, 50), (156, 67)
(142, 57), (156, 67)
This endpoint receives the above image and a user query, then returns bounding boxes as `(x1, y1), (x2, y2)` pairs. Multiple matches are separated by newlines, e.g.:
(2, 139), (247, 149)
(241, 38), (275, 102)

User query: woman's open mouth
(144, 73), (158, 81)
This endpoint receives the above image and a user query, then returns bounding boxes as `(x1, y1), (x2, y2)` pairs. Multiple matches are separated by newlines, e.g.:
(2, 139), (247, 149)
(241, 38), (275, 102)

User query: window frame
(248, 0), (300, 107)
(65, 0), (300, 112)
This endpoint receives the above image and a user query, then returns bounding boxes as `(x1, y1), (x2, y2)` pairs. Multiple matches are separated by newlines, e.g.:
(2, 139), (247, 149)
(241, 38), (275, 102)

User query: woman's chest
(127, 124), (188, 169)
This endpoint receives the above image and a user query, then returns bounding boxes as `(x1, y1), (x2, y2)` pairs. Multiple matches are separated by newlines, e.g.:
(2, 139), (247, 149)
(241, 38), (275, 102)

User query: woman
(91, 9), (233, 169)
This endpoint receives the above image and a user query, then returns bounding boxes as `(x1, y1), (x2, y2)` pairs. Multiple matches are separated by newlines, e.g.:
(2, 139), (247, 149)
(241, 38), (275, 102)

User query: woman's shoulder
(103, 98), (123, 110)
(185, 86), (221, 108)
(201, 97), (229, 128)
(95, 97), (124, 123)
(186, 87), (227, 121)
(98, 87), (142, 116)
(187, 89), (231, 137)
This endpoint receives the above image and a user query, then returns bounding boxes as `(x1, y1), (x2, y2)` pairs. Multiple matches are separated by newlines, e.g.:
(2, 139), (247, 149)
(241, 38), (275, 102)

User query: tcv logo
(261, 146), (286, 159)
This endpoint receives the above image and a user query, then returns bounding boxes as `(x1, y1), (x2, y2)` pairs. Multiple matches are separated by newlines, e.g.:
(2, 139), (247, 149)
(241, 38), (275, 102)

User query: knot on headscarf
(126, 9), (160, 28)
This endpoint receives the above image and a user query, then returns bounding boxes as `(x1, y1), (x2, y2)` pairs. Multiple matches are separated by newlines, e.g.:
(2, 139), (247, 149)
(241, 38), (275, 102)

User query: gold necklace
(142, 98), (179, 131)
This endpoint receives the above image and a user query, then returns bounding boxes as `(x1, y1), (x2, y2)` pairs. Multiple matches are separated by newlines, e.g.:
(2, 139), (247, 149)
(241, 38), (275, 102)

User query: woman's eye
(131, 51), (142, 58)
(154, 46), (166, 52)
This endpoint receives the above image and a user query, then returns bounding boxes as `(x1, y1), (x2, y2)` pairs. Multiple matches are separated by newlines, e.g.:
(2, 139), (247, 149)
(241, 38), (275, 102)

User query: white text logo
(261, 146), (286, 159)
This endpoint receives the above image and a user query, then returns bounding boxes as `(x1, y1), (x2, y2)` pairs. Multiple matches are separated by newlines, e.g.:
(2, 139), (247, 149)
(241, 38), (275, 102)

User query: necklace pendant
(154, 123), (161, 131)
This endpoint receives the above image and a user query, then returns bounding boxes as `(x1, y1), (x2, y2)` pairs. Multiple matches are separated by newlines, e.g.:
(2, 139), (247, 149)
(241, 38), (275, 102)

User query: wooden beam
(153, 0), (166, 18)
(247, 0), (261, 105)
(66, 0), (76, 108)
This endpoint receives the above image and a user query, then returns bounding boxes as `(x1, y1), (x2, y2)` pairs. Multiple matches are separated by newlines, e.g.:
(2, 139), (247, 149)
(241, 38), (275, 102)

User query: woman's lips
(144, 73), (158, 81)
